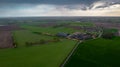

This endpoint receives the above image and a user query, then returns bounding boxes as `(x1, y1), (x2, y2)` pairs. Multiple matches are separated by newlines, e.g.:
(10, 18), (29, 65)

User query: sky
(0, 0), (120, 17)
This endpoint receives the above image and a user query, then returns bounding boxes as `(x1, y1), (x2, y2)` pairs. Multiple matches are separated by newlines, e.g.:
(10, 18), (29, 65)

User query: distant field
(65, 37), (120, 67)
(70, 22), (95, 27)
(21, 25), (77, 34)
(12, 30), (54, 47)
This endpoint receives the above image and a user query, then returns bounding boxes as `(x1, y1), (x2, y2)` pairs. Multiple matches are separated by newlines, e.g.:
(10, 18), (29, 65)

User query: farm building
(68, 32), (93, 40)
(56, 32), (69, 37)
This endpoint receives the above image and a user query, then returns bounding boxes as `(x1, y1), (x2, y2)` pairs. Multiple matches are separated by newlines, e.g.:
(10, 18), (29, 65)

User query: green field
(0, 40), (76, 67)
(13, 30), (54, 47)
(21, 25), (77, 34)
(1, 22), (119, 67)
(103, 28), (118, 33)
(0, 25), (77, 67)
(65, 37), (120, 67)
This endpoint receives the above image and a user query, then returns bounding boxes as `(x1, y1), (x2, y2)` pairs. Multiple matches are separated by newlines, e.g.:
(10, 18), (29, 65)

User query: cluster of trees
(102, 32), (115, 39)
(102, 29), (119, 39)
(26, 37), (60, 47)
(26, 39), (46, 46)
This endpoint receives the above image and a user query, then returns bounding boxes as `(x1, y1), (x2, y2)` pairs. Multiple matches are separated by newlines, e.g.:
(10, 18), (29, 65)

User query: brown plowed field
(0, 25), (22, 48)
(95, 22), (120, 29)
(0, 25), (22, 31)
(0, 31), (13, 48)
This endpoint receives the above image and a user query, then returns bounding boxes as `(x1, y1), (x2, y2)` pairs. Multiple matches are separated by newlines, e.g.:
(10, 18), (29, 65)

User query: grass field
(0, 40), (76, 67)
(0, 25), (77, 67)
(103, 28), (118, 33)
(65, 37), (120, 67)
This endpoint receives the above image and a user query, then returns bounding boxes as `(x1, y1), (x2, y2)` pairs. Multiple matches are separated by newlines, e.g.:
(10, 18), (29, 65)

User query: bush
(33, 32), (42, 35)
(25, 42), (33, 47)
(53, 37), (60, 42)
(13, 42), (17, 48)
(39, 39), (46, 44)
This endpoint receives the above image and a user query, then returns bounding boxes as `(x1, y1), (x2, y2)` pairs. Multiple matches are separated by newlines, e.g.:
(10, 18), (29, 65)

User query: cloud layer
(0, 0), (120, 17)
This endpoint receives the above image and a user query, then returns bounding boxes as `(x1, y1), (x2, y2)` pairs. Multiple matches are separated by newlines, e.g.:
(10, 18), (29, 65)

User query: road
(118, 30), (120, 36)
(60, 41), (82, 67)
(97, 27), (103, 38)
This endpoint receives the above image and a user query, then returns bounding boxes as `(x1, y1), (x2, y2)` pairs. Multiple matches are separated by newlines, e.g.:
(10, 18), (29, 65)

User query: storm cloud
(0, 0), (120, 10)
(0, 0), (100, 5)
(0, 0), (120, 17)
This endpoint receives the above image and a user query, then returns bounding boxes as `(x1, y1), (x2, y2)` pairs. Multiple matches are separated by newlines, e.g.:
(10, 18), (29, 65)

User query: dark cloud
(89, 0), (120, 10)
(0, 0), (99, 5)
(0, 0), (100, 11)
(1, 0), (120, 5)
(0, 0), (120, 10)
